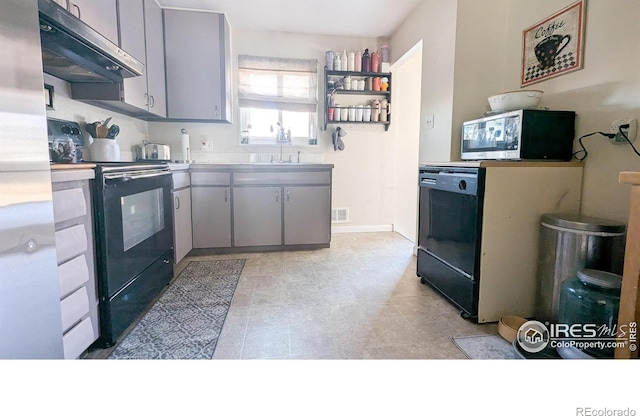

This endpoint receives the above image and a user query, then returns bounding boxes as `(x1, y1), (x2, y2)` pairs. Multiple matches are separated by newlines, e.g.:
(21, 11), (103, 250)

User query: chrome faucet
(274, 122), (291, 162)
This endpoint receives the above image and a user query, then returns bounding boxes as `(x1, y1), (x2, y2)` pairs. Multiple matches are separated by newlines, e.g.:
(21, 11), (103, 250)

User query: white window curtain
(238, 55), (318, 112)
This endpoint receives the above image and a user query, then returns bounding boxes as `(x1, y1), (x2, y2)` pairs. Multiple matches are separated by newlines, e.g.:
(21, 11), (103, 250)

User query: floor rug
(451, 335), (519, 359)
(109, 259), (245, 359)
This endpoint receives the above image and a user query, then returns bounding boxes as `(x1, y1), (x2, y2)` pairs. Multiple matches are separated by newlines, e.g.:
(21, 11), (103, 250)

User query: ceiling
(155, 0), (422, 38)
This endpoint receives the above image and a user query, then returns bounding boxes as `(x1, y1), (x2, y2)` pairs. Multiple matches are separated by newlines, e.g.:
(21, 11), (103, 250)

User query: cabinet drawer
(55, 224), (88, 264)
(234, 171), (331, 185)
(172, 172), (191, 189)
(58, 255), (90, 298)
(60, 286), (90, 333)
(191, 171), (231, 186)
(52, 187), (87, 224)
(62, 317), (95, 359)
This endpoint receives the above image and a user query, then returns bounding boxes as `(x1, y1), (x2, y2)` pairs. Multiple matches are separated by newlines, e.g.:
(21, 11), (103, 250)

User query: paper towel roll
(180, 128), (190, 161)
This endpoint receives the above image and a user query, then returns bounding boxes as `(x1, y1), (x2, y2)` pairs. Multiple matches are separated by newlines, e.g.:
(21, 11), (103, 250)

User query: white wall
(149, 29), (394, 230)
(389, 0), (458, 163)
(501, 0), (640, 223)
(390, 0), (640, 224)
(391, 43), (423, 244)
(43, 74), (148, 161)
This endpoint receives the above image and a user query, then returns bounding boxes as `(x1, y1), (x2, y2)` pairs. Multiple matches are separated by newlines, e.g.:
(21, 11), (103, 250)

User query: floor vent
(331, 207), (350, 223)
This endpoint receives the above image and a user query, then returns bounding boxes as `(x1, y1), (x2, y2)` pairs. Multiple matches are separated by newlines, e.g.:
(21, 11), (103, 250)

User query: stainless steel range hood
(38, 0), (144, 83)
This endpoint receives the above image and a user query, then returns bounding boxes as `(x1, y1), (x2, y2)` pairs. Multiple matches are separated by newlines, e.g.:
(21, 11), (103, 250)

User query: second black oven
(417, 166), (485, 319)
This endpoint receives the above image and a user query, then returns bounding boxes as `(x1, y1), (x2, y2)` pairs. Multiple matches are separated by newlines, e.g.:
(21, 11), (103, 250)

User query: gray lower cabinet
(191, 186), (232, 248)
(284, 186), (331, 245)
(172, 170), (193, 263)
(189, 165), (333, 250)
(172, 188), (193, 263)
(233, 187), (282, 247)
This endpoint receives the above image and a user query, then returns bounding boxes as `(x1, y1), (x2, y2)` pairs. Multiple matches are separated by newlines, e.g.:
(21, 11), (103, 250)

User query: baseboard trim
(331, 225), (394, 234)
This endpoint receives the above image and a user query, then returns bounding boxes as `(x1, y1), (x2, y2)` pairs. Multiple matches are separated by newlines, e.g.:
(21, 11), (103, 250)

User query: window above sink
(238, 55), (318, 146)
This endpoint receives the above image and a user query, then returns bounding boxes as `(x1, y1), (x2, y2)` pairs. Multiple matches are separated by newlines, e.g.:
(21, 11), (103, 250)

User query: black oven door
(98, 168), (173, 298)
(417, 167), (485, 318)
(418, 168), (484, 280)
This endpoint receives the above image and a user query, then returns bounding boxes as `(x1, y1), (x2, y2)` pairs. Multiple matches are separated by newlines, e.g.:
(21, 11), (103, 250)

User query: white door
(391, 42), (423, 244)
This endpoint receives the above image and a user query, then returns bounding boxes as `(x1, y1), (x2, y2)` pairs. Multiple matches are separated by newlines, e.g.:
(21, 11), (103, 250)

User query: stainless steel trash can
(535, 213), (626, 323)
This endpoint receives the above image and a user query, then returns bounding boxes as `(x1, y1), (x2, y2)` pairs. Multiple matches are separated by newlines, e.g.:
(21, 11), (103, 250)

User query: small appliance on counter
(134, 141), (171, 161)
(461, 109), (576, 161)
(47, 117), (85, 163)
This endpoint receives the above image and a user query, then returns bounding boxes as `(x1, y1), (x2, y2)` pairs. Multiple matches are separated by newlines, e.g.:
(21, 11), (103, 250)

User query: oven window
(121, 188), (165, 251)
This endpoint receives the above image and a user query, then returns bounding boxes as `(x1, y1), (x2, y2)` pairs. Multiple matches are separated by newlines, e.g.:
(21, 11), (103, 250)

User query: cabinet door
(144, 0), (167, 117)
(163, 10), (228, 121)
(284, 186), (331, 245)
(119, 0), (148, 111)
(173, 187), (193, 263)
(233, 187), (282, 247)
(191, 187), (231, 248)
(68, 0), (119, 45)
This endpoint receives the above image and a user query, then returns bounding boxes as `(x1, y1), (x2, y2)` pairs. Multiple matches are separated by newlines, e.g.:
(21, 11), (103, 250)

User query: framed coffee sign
(521, 0), (586, 87)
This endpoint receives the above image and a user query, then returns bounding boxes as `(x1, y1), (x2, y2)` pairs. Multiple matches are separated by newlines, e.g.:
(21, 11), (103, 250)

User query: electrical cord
(617, 125), (640, 157)
(572, 131), (614, 161)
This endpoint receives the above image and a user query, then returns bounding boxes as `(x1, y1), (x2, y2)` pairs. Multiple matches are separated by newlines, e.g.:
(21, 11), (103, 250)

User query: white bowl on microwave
(488, 90), (543, 112)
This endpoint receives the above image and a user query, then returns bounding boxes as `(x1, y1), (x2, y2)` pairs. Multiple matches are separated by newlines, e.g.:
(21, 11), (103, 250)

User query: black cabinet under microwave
(461, 109), (576, 161)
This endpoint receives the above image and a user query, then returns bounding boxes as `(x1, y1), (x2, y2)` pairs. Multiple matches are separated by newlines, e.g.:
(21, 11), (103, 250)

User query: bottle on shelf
(380, 98), (389, 122)
(341, 50), (348, 71)
(362, 49), (371, 72)
(371, 50), (380, 72)
(347, 52), (355, 71)
(380, 45), (390, 63)
(334, 51), (342, 71)
(325, 51), (334, 70)
(355, 50), (362, 72)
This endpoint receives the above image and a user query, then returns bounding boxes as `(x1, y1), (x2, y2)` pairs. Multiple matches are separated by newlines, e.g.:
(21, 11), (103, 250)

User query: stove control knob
(458, 180), (467, 190)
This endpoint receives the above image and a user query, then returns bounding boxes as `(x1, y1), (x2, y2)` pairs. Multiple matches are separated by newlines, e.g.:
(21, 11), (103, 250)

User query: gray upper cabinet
(119, 0), (148, 111)
(143, 0), (167, 117)
(67, 0), (119, 44)
(70, 0), (166, 118)
(163, 10), (232, 122)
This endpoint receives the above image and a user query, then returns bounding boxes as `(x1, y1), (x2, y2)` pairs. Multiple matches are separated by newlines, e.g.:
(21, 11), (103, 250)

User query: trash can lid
(577, 269), (622, 290)
(541, 213), (626, 233)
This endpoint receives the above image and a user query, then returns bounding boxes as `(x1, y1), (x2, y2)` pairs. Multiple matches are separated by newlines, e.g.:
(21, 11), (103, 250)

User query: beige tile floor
(179, 232), (499, 359)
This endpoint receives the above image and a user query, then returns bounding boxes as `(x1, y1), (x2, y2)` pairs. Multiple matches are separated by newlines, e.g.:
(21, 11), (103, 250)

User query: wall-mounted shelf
(323, 67), (392, 132)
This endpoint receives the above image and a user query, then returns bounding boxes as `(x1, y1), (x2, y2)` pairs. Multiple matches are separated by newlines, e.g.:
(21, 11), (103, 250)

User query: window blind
(238, 55), (318, 112)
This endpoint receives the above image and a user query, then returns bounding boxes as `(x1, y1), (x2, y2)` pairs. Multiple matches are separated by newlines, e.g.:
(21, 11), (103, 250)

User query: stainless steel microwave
(460, 109), (576, 161)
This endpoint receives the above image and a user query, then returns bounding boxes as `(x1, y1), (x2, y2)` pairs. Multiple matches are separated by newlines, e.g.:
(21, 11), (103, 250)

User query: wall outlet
(200, 135), (211, 151)
(610, 118), (637, 144)
(425, 113), (434, 129)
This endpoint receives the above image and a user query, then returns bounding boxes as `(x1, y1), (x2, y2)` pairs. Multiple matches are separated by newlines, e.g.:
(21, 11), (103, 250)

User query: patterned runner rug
(109, 259), (245, 359)
(451, 335), (519, 359)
